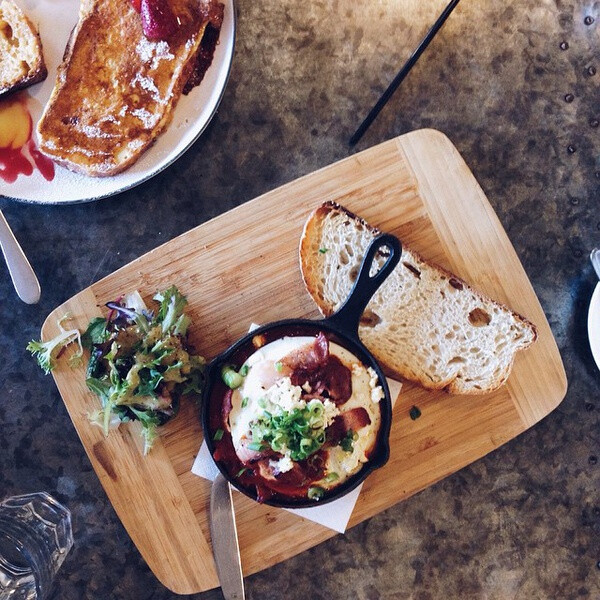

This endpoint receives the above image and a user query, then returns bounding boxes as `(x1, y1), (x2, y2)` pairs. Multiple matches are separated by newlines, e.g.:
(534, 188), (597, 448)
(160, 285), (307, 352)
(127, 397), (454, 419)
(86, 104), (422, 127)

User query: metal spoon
(591, 248), (600, 281)
(0, 210), (41, 304)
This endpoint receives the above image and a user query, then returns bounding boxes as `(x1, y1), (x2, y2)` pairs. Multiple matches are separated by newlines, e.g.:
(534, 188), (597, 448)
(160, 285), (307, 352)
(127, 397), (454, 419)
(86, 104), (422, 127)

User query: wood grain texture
(42, 129), (567, 594)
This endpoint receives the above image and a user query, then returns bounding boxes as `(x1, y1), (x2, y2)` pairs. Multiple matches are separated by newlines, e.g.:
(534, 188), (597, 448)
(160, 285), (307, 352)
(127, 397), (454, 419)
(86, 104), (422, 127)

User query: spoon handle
(0, 210), (41, 304)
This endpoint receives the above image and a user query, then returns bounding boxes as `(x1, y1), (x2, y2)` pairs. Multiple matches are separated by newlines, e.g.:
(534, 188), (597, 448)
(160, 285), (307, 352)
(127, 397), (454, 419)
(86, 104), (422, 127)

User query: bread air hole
(403, 262), (421, 279)
(448, 356), (466, 365)
(468, 308), (491, 327)
(349, 265), (359, 282)
(0, 20), (13, 39)
(360, 310), (381, 327)
(449, 278), (463, 290)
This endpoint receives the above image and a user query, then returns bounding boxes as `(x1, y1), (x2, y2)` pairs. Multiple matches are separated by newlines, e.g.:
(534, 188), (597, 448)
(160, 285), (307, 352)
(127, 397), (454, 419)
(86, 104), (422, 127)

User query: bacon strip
(326, 407), (371, 445)
(281, 332), (329, 372)
(281, 333), (352, 404)
(341, 406), (371, 431)
(221, 389), (233, 430)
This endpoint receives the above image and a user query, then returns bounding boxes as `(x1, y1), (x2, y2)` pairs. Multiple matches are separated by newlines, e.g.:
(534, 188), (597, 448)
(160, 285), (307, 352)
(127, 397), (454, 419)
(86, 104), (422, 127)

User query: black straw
(349, 0), (461, 146)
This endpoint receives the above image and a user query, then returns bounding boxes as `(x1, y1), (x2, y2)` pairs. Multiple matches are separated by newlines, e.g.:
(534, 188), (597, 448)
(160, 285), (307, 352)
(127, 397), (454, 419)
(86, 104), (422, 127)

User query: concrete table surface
(1, 1), (598, 598)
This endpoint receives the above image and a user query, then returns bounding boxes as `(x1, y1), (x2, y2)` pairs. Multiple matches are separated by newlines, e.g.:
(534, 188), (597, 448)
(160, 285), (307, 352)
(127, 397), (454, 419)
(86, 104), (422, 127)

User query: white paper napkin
(191, 325), (402, 533)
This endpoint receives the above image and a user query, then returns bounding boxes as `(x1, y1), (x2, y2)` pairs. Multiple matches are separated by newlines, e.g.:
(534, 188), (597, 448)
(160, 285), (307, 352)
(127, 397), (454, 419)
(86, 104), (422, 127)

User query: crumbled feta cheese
(320, 399), (340, 426)
(270, 454), (293, 474)
(301, 382), (312, 393)
(371, 386), (384, 403)
(264, 377), (305, 413)
(367, 367), (384, 403)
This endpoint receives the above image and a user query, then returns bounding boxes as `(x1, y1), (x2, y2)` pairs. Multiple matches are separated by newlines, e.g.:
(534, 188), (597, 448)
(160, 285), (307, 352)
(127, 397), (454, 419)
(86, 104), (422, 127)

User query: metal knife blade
(210, 473), (245, 600)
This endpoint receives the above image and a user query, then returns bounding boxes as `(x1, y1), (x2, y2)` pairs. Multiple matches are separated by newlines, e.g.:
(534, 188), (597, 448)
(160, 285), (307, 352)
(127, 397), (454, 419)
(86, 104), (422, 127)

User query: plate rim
(587, 281), (600, 369)
(1, 0), (237, 206)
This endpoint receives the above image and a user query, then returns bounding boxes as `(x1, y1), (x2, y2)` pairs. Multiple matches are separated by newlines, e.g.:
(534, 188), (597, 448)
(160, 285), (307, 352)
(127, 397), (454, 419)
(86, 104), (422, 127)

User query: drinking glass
(0, 492), (73, 599)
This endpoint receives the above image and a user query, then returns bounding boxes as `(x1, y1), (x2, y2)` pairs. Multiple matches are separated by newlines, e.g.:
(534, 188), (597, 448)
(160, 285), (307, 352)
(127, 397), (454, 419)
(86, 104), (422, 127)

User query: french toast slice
(37, 0), (210, 176)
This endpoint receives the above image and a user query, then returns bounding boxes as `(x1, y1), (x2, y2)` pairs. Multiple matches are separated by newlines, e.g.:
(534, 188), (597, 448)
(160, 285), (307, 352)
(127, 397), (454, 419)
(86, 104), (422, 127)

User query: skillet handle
(323, 233), (401, 337)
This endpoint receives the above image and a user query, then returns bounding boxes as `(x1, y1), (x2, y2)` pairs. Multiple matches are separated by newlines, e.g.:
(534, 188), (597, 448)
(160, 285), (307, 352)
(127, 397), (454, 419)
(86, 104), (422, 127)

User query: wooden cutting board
(43, 129), (567, 595)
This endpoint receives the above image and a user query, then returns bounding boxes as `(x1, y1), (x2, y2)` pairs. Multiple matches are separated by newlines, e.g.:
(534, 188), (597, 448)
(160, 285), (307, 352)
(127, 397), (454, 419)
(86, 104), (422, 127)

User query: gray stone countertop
(1, 0), (598, 598)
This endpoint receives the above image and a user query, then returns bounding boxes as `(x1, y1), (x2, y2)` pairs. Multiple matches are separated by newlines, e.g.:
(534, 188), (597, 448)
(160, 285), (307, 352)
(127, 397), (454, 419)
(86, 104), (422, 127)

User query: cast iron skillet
(201, 233), (402, 508)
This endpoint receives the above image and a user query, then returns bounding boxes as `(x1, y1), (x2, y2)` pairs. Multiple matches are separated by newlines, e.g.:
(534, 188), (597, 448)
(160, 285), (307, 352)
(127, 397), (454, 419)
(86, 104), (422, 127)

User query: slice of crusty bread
(300, 202), (537, 394)
(36, 0), (210, 176)
(0, 0), (47, 98)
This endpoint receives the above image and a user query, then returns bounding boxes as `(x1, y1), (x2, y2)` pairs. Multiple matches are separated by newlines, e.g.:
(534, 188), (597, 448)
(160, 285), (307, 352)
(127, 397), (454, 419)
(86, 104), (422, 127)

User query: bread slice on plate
(36, 0), (215, 176)
(0, 0), (47, 97)
(300, 201), (537, 395)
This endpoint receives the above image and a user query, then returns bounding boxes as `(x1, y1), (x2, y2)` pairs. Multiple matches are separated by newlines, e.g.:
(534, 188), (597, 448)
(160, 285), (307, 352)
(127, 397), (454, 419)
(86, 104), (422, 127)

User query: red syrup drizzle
(0, 96), (55, 184)
(28, 139), (55, 181)
(0, 146), (34, 183)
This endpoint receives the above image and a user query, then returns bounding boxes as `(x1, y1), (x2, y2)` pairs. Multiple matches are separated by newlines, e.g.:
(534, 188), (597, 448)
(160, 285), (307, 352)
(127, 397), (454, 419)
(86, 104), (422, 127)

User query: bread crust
(300, 201), (538, 395)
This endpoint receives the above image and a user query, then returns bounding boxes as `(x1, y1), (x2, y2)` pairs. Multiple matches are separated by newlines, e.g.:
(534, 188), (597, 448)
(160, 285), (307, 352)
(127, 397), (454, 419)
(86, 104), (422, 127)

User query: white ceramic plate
(2, 0), (235, 204)
(588, 282), (600, 370)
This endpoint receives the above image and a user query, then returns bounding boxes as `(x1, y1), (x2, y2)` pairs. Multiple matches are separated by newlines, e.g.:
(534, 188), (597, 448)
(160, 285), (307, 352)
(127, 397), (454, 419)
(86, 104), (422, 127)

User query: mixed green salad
(28, 286), (205, 454)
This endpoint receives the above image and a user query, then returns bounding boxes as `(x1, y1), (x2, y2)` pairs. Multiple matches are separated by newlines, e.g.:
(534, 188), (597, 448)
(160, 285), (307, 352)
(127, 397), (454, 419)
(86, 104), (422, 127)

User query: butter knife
(210, 473), (245, 600)
(0, 210), (41, 304)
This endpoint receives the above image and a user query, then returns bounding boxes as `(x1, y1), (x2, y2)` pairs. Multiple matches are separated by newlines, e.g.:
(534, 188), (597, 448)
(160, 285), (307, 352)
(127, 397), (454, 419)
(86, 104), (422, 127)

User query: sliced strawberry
(130, 0), (141, 13)
(140, 0), (178, 40)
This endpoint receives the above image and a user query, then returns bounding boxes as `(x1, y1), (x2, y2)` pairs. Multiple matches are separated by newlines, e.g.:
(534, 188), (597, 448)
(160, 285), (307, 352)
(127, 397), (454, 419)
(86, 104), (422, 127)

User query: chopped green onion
(221, 365), (244, 389)
(241, 397), (249, 408)
(340, 430), (355, 453)
(248, 441), (267, 451)
(300, 438), (313, 450)
(239, 364), (250, 377)
(274, 361), (283, 372)
(249, 402), (331, 462)
(307, 486), (324, 500)
(213, 428), (224, 441)
(308, 401), (324, 417)
(324, 472), (339, 483)
(236, 468), (248, 478)
(318, 248), (329, 254)
(409, 405), (422, 420)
